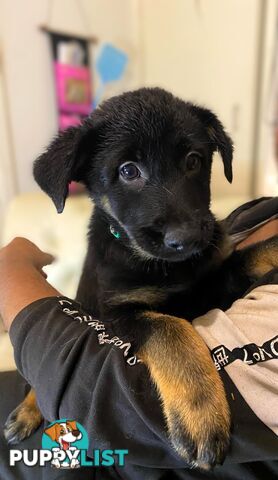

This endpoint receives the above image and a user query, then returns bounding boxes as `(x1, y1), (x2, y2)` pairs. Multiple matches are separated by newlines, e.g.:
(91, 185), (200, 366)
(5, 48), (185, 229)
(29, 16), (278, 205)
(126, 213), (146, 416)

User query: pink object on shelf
(54, 61), (92, 115)
(59, 113), (82, 130)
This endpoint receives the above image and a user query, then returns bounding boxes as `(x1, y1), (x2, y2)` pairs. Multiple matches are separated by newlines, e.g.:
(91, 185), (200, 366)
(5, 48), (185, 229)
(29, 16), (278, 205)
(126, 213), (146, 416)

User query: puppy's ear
(67, 420), (78, 431)
(190, 105), (234, 183)
(44, 424), (59, 441)
(33, 125), (92, 213)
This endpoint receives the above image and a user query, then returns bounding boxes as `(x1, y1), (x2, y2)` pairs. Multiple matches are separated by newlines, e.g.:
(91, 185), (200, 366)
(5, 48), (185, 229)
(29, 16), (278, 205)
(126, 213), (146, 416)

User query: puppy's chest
(84, 234), (222, 319)
(100, 261), (213, 320)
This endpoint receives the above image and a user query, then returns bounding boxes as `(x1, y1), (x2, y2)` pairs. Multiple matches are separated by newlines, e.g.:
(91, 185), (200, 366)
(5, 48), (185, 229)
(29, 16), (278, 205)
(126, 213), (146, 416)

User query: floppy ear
(33, 125), (92, 213)
(190, 105), (234, 183)
(44, 423), (59, 442)
(67, 420), (78, 431)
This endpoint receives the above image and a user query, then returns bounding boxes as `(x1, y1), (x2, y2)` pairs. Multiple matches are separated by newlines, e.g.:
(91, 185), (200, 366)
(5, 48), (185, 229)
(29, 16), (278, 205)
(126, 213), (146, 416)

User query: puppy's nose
(164, 228), (195, 252)
(72, 430), (80, 437)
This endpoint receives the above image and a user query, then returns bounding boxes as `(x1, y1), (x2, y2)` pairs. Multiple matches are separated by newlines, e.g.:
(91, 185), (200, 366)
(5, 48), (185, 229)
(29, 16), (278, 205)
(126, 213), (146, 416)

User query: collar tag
(110, 225), (121, 239)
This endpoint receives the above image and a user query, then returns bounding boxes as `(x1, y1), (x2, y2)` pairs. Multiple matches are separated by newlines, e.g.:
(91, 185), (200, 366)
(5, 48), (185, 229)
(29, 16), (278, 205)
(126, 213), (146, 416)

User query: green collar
(110, 225), (121, 240)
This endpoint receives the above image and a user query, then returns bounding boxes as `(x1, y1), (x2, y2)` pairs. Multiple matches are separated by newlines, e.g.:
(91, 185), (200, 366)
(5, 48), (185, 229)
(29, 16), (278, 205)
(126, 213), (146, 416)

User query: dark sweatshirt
(9, 291), (278, 480)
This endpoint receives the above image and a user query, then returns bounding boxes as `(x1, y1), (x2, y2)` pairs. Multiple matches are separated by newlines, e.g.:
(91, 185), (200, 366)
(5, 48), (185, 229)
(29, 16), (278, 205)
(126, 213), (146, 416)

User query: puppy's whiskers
(161, 185), (175, 197)
(142, 175), (176, 198)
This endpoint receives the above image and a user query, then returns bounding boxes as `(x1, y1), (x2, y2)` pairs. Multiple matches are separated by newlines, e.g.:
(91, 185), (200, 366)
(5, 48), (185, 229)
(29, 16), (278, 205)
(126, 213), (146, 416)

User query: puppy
(5, 88), (278, 469)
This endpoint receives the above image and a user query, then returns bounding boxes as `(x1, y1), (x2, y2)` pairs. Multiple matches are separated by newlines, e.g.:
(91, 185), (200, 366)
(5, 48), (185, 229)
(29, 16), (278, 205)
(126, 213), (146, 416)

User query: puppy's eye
(185, 152), (202, 172)
(119, 162), (141, 180)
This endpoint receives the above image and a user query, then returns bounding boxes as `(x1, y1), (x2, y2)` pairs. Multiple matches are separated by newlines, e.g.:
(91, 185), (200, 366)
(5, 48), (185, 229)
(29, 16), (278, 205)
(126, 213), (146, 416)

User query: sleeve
(8, 296), (186, 468)
(223, 196), (278, 244)
(193, 284), (278, 463)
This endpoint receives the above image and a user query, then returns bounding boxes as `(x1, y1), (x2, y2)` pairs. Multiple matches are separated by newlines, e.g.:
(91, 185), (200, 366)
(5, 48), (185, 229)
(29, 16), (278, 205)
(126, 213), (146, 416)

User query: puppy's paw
(4, 391), (42, 444)
(166, 400), (230, 469)
(139, 311), (231, 469)
(163, 374), (230, 469)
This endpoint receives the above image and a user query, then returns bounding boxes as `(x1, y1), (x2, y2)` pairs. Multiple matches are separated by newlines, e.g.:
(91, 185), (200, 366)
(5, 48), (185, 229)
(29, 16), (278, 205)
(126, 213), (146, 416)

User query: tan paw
(4, 389), (42, 444)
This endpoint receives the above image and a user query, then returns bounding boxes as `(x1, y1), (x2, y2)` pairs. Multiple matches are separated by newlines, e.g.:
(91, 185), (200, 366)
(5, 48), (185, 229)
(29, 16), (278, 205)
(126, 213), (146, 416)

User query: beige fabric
(193, 285), (278, 435)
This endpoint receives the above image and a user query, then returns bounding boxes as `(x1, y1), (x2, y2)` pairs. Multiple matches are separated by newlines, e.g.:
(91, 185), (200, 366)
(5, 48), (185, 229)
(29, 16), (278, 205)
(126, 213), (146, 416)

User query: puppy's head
(34, 88), (233, 262)
(44, 421), (82, 445)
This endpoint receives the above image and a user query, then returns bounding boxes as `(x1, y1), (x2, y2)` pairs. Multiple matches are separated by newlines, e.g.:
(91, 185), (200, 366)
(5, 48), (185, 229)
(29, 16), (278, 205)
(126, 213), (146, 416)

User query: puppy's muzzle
(163, 219), (212, 253)
(164, 227), (197, 252)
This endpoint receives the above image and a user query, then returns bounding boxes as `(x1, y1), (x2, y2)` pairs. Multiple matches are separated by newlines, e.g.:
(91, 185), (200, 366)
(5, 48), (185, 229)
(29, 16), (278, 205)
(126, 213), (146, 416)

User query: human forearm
(0, 238), (59, 331)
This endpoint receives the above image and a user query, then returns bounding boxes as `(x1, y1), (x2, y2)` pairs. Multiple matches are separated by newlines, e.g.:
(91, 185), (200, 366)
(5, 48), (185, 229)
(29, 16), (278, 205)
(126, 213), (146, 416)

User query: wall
(255, 0), (278, 196)
(0, 0), (141, 194)
(0, 60), (17, 226)
(139, 0), (262, 200)
(1, 0), (276, 202)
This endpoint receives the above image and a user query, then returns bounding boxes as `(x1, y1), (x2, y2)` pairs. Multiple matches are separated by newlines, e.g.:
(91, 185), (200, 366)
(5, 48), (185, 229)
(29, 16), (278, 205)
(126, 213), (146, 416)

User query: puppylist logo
(10, 419), (128, 469)
(42, 420), (87, 469)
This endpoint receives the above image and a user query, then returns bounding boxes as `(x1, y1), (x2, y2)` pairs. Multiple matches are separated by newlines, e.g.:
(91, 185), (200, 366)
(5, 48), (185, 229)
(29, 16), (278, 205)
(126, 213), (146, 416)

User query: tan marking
(7, 389), (42, 441)
(16, 389), (41, 424)
(138, 311), (230, 466)
(107, 287), (168, 307)
(248, 237), (278, 277)
(101, 195), (114, 217)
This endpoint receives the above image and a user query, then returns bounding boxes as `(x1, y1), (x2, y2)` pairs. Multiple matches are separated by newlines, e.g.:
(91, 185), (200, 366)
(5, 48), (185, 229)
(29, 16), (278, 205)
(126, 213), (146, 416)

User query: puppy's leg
(137, 311), (230, 469)
(244, 268), (278, 295)
(199, 236), (278, 313)
(243, 235), (278, 278)
(4, 388), (42, 444)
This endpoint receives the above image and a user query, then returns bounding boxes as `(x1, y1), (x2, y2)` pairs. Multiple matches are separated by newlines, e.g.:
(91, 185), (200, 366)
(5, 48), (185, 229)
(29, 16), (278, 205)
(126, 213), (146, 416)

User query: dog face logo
(44, 420), (82, 450)
(43, 419), (87, 469)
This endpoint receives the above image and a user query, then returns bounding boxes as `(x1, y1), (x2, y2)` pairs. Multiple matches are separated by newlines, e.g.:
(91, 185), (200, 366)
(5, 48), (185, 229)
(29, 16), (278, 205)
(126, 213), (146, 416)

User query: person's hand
(0, 237), (55, 278)
(0, 238), (59, 332)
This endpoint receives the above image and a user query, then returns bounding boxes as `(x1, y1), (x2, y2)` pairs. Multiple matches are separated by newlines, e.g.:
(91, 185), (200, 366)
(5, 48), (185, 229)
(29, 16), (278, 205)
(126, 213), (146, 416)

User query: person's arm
(0, 237), (59, 331)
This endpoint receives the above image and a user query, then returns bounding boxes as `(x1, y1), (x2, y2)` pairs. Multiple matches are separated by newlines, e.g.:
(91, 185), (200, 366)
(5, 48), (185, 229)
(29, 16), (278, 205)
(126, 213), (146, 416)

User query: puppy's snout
(72, 429), (80, 438)
(164, 227), (198, 252)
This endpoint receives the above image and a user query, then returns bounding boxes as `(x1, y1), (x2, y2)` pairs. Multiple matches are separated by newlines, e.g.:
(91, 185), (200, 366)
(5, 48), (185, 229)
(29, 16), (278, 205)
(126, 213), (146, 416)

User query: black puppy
(5, 88), (278, 469)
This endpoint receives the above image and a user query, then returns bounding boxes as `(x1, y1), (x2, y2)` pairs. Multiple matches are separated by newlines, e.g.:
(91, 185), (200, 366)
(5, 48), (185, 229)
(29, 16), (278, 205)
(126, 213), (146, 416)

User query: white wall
(255, 0), (278, 196)
(139, 0), (262, 200)
(0, 0), (141, 193)
(0, 62), (17, 226)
